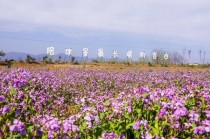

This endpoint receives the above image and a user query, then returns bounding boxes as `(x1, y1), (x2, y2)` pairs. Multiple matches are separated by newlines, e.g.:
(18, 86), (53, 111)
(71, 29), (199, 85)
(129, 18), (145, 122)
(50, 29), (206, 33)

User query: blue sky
(0, 0), (210, 62)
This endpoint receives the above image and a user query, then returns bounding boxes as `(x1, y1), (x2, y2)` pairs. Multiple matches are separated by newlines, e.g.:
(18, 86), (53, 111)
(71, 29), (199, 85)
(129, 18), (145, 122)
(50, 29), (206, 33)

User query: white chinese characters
(127, 50), (132, 59)
(164, 53), (169, 60)
(153, 52), (157, 60)
(65, 48), (72, 56)
(113, 50), (119, 58)
(140, 51), (146, 59)
(47, 47), (54, 56)
(97, 48), (104, 58)
(83, 48), (88, 57)
(44, 48), (171, 62)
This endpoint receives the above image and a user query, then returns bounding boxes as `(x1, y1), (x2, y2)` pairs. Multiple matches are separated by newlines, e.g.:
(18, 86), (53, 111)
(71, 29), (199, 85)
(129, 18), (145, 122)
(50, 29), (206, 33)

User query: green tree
(25, 55), (36, 63)
(42, 56), (52, 63)
(0, 50), (5, 60)
(71, 56), (75, 63)
(42, 56), (48, 62)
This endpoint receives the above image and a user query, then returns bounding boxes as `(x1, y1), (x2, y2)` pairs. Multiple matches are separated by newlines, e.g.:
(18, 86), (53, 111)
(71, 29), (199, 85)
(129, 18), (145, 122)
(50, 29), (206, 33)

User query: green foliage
(42, 56), (53, 64)
(0, 50), (5, 57)
(0, 50), (5, 61)
(25, 55), (36, 63)
(148, 62), (153, 67)
(4, 59), (14, 68)
(71, 56), (76, 63)
(92, 60), (99, 63)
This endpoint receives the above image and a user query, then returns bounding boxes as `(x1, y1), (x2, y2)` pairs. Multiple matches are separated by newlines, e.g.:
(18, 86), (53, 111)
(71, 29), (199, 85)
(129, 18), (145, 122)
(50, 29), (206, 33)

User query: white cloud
(0, 0), (210, 44)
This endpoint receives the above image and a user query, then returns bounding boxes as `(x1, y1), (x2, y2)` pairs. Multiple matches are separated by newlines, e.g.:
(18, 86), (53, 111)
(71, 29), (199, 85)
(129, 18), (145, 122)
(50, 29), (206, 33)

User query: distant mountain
(3, 52), (31, 61)
(2, 52), (95, 62)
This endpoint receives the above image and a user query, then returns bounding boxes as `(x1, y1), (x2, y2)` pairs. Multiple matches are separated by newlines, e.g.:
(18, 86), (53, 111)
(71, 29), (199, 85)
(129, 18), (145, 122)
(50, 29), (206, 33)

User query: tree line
(0, 49), (208, 67)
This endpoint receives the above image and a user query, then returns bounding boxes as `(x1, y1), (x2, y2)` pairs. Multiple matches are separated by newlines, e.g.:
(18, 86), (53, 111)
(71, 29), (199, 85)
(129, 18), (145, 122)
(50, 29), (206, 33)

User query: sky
(0, 0), (210, 62)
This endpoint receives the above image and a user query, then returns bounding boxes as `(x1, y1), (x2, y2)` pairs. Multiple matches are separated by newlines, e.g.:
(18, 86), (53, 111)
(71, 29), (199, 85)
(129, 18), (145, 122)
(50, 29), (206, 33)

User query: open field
(0, 62), (209, 71)
(0, 63), (210, 138)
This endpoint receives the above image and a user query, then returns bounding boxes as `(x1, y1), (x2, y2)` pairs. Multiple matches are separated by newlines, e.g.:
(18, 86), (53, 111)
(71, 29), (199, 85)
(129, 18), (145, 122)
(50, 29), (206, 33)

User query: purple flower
(1, 105), (10, 115)
(184, 123), (192, 128)
(0, 95), (5, 102)
(172, 122), (180, 129)
(141, 131), (153, 139)
(20, 129), (26, 135)
(108, 113), (114, 120)
(74, 135), (80, 139)
(133, 120), (140, 130)
(63, 119), (76, 133)
(50, 123), (60, 131)
(45, 119), (61, 131)
(0, 129), (4, 137)
(97, 105), (104, 112)
(158, 109), (168, 119)
(86, 121), (93, 128)
(120, 134), (125, 139)
(189, 111), (199, 122)
(36, 129), (43, 136)
(140, 119), (148, 128)
(202, 119), (210, 126)
(9, 119), (25, 135)
(132, 119), (148, 130)
(84, 113), (96, 123)
(17, 91), (24, 100)
(9, 125), (19, 132)
(84, 114), (91, 122)
(101, 132), (118, 139)
(13, 80), (24, 88)
(194, 126), (205, 134)
(48, 131), (54, 139)
(205, 127), (210, 132)
(173, 107), (187, 120)
(20, 71), (31, 78)
(15, 109), (21, 116)
(71, 125), (79, 132)
(204, 110), (210, 119)
(13, 119), (21, 125)
(127, 106), (132, 113)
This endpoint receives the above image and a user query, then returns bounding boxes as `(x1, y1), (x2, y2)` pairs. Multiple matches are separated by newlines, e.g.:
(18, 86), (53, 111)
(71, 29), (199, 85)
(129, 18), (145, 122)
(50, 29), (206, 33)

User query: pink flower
(194, 126), (205, 134)
(133, 120), (140, 130)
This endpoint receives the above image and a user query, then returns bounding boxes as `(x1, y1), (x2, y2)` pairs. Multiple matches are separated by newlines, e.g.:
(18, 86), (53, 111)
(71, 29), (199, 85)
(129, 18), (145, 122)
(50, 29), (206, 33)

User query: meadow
(0, 64), (210, 138)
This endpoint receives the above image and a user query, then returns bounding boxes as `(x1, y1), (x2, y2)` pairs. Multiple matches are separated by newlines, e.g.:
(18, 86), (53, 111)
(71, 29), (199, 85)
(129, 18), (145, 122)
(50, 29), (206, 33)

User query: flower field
(0, 68), (210, 139)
